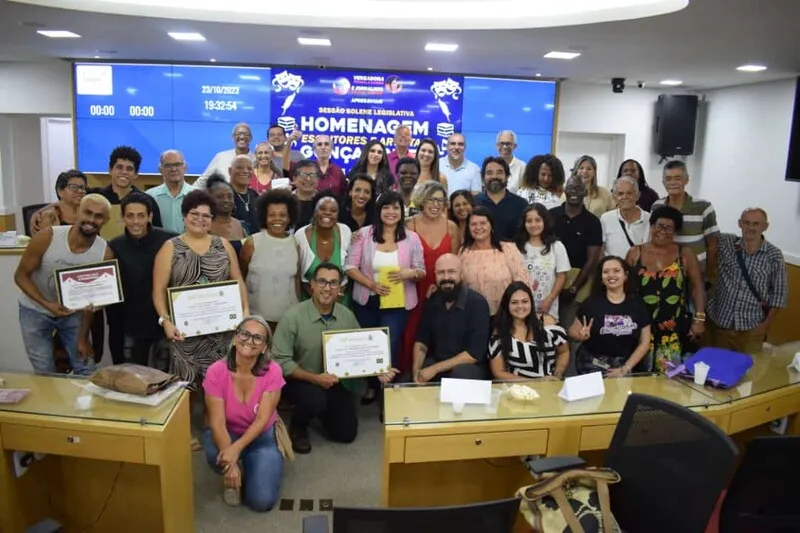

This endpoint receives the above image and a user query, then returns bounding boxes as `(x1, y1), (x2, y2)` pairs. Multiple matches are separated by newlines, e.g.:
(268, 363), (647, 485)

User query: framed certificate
(323, 327), (391, 379)
(54, 259), (124, 310)
(167, 280), (243, 338)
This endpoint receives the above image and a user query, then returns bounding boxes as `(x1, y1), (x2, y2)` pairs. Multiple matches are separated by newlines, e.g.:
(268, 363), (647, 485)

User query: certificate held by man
(168, 280), (243, 338)
(54, 259), (124, 310)
(323, 327), (391, 379)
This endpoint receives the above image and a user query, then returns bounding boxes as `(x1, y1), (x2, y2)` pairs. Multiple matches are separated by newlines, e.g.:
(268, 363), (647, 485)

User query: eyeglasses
(314, 278), (339, 288)
(187, 211), (213, 221)
(162, 162), (185, 169)
(66, 184), (86, 192)
(653, 223), (675, 234)
(297, 172), (319, 179)
(236, 330), (268, 345)
(426, 198), (446, 205)
(497, 142), (514, 147)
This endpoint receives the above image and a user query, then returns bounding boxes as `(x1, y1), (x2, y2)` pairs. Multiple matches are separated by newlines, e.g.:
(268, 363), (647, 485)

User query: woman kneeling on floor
(203, 315), (285, 510)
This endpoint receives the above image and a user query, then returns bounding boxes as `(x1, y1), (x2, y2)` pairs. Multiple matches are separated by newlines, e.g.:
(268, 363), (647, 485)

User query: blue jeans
(18, 303), (94, 375)
(354, 296), (409, 367)
(203, 426), (284, 512)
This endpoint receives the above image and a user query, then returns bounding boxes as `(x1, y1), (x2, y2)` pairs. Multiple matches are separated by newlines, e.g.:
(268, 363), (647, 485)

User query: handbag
(274, 416), (295, 461)
(90, 364), (176, 396)
(735, 248), (770, 319)
(517, 467), (622, 533)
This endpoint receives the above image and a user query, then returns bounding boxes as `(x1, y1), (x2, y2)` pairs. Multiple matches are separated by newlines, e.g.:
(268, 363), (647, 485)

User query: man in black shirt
(228, 154), (259, 231)
(549, 176), (603, 329)
(474, 156), (528, 241)
(293, 159), (321, 228)
(411, 254), (491, 382)
(107, 193), (176, 365)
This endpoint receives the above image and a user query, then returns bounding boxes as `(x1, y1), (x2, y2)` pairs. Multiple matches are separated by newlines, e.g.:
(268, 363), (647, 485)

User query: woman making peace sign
(568, 256), (651, 378)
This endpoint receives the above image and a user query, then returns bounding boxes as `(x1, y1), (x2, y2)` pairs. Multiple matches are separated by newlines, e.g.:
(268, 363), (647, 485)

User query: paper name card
(272, 177), (291, 189)
(788, 353), (800, 373)
(558, 372), (605, 402)
(440, 378), (492, 406)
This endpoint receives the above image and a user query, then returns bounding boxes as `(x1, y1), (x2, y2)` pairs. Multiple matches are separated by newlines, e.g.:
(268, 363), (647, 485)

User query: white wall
(0, 61), (73, 115)
(696, 78), (799, 263)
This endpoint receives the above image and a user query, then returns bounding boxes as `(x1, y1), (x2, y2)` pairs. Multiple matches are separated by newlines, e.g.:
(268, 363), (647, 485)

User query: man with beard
(409, 253), (490, 382)
(440, 133), (481, 194)
(475, 156), (528, 241)
(228, 155), (259, 232)
(496, 130), (526, 193)
(396, 157), (420, 217)
(197, 123), (255, 188)
(15, 194), (112, 374)
(549, 176), (603, 329)
(268, 124), (304, 170)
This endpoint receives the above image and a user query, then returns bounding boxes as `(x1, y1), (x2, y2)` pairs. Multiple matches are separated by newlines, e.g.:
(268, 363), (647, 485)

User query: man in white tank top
(15, 194), (111, 374)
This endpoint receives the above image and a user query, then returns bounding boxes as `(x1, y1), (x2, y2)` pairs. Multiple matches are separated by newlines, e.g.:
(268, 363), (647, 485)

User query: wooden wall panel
(768, 262), (800, 345)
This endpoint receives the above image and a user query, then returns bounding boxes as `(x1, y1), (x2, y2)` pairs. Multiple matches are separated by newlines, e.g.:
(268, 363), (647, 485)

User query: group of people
(14, 122), (788, 512)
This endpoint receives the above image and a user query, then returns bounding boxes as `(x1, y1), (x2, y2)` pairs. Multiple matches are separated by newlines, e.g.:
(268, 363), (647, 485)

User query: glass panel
(384, 374), (723, 426)
(0, 371), (182, 426)
(679, 342), (800, 402)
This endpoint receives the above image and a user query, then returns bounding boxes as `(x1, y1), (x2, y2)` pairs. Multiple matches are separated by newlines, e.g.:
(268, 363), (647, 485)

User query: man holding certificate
(15, 194), (113, 374)
(272, 263), (361, 454)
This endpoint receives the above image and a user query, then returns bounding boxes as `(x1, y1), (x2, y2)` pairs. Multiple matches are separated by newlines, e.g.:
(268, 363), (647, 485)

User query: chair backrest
(719, 435), (800, 533)
(605, 393), (738, 533)
(22, 203), (50, 236)
(331, 497), (520, 533)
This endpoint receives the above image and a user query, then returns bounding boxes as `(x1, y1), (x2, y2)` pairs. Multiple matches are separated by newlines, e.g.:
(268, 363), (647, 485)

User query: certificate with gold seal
(323, 327), (391, 379)
(54, 259), (124, 310)
(167, 280), (243, 338)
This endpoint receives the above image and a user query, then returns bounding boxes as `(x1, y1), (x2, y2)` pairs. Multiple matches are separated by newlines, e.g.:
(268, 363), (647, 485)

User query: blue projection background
(73, 62), (557, 175)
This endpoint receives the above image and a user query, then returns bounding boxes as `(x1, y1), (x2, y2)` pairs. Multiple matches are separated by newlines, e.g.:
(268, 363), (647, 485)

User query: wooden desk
(382, 345), (800, 508)
(0, 373), (194, 533)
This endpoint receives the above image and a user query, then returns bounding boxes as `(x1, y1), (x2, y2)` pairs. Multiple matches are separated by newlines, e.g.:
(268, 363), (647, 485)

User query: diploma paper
(168, 281), (243, 338)
(378, 267), (405, 309)
(55, 260), (123, 310)
(323, 328), (390, 379)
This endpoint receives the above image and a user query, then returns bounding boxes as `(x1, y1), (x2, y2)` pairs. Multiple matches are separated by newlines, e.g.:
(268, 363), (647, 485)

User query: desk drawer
(580, 425), (616, 451)
(404, 430), (547, 463)
(729, 393), (800, 434)
(1, 424), (145, 463)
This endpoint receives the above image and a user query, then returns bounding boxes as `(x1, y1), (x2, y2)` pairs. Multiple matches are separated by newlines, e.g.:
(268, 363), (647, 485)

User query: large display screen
(73, 62), (557, 175)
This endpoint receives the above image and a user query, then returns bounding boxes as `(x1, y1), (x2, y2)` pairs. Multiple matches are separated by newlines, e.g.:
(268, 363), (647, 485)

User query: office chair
(530, 393), (738, 533)
(718, 435), (800, 533)
(302, 497), (520, 533)
(22, 203), (49, 236)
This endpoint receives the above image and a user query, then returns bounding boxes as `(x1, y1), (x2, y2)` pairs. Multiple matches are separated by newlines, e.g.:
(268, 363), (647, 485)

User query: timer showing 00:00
(129, 105), (156, 117)
(88, 104), (116, 117)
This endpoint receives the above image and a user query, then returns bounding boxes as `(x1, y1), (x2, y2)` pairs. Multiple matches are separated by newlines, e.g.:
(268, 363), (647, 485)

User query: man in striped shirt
(652, 160), (719, 283)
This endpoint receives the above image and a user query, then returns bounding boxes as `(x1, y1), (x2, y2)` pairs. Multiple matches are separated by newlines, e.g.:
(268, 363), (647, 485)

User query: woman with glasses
(203, 315), (285, 511)
(401, 182), (460, 371)
(625, 206), (705, 372)
(35, 170), (88, 233)
(153, 189), (249, 449)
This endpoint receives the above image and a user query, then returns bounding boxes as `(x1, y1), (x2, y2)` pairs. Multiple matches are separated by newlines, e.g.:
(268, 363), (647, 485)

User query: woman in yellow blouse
(573, 155), (615, 217)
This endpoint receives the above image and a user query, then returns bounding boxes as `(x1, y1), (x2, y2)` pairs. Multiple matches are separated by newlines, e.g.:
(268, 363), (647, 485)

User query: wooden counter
(382, 344), (800, 508)
(0, 373), (194, 533)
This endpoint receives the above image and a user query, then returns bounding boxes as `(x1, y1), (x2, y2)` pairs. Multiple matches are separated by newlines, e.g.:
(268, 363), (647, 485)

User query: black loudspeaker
(786, 76), (800, 181)
(654, 94), (699, 157)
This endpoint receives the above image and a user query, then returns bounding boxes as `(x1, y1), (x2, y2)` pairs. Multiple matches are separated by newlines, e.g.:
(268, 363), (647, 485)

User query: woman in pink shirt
(460, 206), (530, 317)
(203, 315), (285, 511)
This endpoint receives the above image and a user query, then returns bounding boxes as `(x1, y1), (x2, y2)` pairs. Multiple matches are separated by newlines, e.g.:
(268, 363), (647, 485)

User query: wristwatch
(158, 315), (171, 327)
(567, 285), (577, 295)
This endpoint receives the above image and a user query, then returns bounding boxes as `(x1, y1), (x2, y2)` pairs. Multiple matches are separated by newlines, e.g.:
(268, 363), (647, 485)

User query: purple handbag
(666, 347), (753, 389)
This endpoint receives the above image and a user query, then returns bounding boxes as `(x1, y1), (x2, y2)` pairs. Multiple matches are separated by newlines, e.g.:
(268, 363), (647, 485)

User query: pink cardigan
(345, 225), (426, 310)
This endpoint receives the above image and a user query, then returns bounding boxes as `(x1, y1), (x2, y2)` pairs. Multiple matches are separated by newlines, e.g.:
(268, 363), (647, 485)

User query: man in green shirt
(272, 262), (361, 454)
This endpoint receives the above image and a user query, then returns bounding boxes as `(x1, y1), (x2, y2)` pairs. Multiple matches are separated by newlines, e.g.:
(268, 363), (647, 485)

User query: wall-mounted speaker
(654, 94), (699, 157)
(786, 76), (800, 182)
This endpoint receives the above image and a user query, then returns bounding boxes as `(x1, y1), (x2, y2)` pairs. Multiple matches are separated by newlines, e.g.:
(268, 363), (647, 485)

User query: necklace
(235, 191), (250, 212)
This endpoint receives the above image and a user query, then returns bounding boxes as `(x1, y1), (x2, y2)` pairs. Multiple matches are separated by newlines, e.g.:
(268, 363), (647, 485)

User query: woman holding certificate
(153, 190), (249, 447)
(203, 315), (285, 510)
(345, 190), (425, 371)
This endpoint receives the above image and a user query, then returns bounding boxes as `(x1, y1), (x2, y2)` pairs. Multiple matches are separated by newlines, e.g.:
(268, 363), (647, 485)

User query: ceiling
(0, 0), (798, 89)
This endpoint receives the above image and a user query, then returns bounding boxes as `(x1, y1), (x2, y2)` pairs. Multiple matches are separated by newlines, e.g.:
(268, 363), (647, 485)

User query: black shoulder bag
(735, 249), (770, 319)
(618, 219), (635, 248)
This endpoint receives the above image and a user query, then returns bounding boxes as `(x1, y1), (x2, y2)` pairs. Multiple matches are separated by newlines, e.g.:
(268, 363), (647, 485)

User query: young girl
(515, 203), (571, 318)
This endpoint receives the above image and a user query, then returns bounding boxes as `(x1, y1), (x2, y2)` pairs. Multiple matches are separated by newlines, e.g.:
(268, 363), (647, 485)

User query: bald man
(410, 253), (491, 382)
(198, 122), (255, 187)
(15, 194), (113, 374)
(707, 208), (788, 354)
(228, 154), (259, 231)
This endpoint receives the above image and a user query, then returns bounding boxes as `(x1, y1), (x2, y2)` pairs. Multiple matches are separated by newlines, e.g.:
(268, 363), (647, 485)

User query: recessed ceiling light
(543, 51), (581, 60)
(425, 43), (458, 52)
(660, 80), (683, 86)
(37, 30), (81, 38)
(168, 32), (206, 42)
(93, 55), (100, 59)
(737, 64), (767, 72)
(535, 73), (542, 77)
(427, 67), (433, 71)
(297, 37), (331, 47)
(210, 58), (217, 63)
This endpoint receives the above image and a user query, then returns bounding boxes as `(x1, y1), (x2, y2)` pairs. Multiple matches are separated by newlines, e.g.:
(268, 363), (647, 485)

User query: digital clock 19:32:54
(204, 100), (239, 111)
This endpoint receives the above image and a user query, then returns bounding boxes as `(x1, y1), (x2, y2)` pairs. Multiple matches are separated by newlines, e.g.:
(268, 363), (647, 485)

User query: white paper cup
(694, 362), (710, 385)
(452, 402), (465, 414)
(485, 389), (502, 414)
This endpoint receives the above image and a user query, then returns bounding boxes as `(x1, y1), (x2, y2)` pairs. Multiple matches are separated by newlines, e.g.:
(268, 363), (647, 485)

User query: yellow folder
(378, 267), (405, 309)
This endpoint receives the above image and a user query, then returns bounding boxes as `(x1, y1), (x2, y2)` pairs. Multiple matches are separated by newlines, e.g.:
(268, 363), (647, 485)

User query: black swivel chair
(302, 497), (520, 533)
(531, 393), (738, 533)
(22, 203), (49, 236)
(718, 435), (800, 533)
